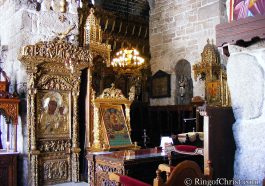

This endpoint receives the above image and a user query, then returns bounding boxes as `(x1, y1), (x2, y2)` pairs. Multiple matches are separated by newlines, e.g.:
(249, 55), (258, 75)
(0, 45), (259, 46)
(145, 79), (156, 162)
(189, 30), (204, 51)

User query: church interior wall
(149, 0), (227, 105)
(0, 0), (264, 185)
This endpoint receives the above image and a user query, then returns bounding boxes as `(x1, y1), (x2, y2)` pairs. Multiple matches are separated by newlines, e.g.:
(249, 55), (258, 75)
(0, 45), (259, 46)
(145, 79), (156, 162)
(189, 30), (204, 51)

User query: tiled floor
(51, 182), (88, 186)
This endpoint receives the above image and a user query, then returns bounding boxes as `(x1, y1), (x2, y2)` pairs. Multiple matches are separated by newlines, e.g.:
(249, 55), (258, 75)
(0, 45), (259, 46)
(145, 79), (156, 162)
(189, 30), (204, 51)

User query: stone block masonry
(0, 1), (79, 185)
(149, 0), (227, 105)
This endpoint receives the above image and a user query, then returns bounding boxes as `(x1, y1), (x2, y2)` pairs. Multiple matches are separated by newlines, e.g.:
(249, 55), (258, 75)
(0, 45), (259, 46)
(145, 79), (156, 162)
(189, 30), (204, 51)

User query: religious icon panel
(101, 104), (132, 148)
(37, 91), (71, 139)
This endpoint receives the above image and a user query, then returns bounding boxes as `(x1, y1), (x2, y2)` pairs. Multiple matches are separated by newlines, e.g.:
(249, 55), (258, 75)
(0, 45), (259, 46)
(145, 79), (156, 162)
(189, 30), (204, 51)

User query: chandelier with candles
(111, 48), (145, 75)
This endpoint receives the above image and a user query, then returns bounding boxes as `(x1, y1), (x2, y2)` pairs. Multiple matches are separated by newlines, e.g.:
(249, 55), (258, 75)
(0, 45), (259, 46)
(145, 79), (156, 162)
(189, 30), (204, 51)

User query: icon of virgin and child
(39, 92), (68, 134)
(103, 107), (131, 146)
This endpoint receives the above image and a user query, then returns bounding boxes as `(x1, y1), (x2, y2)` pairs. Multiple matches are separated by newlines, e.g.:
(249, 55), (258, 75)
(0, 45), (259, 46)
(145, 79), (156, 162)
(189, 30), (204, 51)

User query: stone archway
(175, 59), (193, 105)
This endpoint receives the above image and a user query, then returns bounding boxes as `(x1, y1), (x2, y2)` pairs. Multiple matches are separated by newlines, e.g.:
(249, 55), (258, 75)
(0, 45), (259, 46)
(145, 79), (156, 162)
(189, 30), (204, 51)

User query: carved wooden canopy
(19, 38), (92, 72)
(0, 67), (19, 125)
(84, 8), (111, 66)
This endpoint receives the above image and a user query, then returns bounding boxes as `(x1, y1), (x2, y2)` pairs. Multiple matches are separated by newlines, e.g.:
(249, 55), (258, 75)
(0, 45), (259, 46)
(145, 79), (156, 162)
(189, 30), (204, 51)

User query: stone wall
(149, 0), (227, 105)
(0, 1), (79, 185)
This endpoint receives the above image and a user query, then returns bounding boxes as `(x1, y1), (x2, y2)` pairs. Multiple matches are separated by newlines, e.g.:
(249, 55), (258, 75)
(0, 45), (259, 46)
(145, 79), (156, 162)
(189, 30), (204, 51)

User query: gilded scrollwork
(39, 63), (70, 74)
(0, 102), (19, 124)
(37, 75), (73, 90)
(31, 153), (39, 186)
(98, 83), (127, 100)
(95, 163), (124, 186)
(19, 38), (91, 185)
(43, 160), (68, 180)
(20, 39), (92, 65)
(87, 158), (95, 186)
(91, 84), (135, 151)
(38, 139), (71, 152)
(193, 39), (230, 106)
(84, 8), (111, 66)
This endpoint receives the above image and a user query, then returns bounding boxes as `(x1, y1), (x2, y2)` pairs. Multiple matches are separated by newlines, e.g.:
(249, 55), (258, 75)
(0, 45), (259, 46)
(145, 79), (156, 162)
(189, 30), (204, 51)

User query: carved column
(92, 103), (100, 149)
(71, 73), (81, 182)
(85, 69), (93, 149)
(125, 104), (131, 134)
(27, 70), (40, 186)
(72, 76), (80, 148)
(31, 150), (40, 186)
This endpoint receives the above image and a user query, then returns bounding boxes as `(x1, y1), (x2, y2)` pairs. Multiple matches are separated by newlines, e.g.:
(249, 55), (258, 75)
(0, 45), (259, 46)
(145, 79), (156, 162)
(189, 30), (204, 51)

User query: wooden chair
(109, 160), (206, 186)
(153, 160), (204, 186)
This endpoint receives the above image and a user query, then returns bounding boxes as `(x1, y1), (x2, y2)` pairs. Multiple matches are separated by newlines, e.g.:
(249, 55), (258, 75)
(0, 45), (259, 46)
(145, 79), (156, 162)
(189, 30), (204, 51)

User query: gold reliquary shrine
(193, 39), (230, 106)
(89, 84), (139, 151)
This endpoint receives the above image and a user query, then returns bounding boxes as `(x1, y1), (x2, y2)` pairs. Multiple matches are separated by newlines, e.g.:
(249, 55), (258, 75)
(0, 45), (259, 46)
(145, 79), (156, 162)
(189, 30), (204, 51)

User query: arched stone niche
(175, 59), (193, 105)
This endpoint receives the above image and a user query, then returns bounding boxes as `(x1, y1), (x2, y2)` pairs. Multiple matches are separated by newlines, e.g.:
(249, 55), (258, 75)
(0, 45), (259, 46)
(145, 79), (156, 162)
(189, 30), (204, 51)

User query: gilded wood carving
(84, 8), (111, 66)
(19, 38), (91, 186)
(193, 39), (230, 106)
(90, 84), (136, 151)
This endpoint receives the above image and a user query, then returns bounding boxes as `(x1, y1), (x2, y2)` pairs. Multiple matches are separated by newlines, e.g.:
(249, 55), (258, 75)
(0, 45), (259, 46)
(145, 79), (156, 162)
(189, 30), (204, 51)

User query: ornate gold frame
(89, 84), (137, 151)
(19, 38), (92, 185)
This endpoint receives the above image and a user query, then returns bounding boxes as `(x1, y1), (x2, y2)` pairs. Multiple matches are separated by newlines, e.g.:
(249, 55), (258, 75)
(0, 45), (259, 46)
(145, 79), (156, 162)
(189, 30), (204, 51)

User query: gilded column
(72, 91), (79, 148)
(71, 74), (81, 182)
(30, 88), (37, 150)
(28, 70), (39, 186)
(125, 104), (131, 134)
(31, 150), (40, 186)
(93, 103), (100, 149)
(27, 71), (38, 151)
(85, 69), (93, 149)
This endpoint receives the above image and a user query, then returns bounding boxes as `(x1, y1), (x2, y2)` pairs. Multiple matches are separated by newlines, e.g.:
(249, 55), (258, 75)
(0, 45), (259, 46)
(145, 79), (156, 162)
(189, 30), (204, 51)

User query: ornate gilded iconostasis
(19, 38), (92, 185)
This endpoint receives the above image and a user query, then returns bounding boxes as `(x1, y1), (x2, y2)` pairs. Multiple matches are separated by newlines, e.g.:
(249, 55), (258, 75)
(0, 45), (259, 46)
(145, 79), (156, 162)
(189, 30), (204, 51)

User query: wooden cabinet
(0, 152), (18, 186)
(205, 106), (235, 179)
